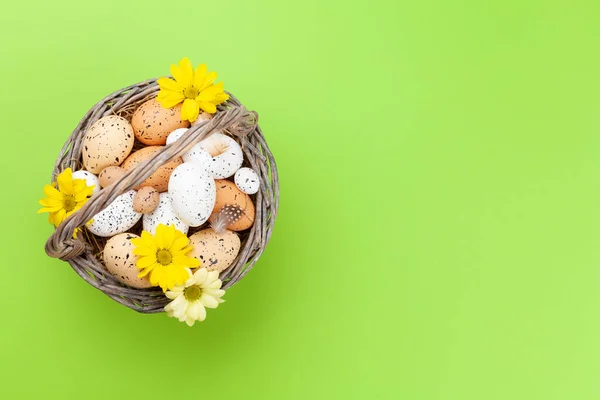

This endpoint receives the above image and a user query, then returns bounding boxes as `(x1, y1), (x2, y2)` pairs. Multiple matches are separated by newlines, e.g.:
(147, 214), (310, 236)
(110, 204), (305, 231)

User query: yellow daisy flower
(38, 168), (95, 228)
(157, 57), (229, 122)
(131, 224), (200, 291)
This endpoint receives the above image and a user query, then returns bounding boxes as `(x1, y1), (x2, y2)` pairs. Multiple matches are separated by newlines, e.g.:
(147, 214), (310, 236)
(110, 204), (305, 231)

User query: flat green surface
(1, 0), (599, 399)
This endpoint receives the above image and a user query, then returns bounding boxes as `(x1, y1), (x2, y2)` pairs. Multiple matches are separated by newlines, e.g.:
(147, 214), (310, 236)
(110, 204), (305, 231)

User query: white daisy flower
(164, 268), (225, 326)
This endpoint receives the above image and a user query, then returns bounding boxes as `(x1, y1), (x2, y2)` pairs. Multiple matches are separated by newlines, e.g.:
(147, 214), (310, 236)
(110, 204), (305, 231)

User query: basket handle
(45, 104), (257, 261)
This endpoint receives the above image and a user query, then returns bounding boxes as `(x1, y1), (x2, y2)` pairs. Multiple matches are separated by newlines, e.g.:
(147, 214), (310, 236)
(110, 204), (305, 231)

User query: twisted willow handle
(45, 104), (256, 261)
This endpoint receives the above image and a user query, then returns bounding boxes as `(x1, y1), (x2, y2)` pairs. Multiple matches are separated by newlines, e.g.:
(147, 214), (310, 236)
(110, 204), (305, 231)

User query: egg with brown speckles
(103, 233), (152, 289)
(133, 186), (160, 214)
(212, 180), (255, 231)
(98, 165), (127, 188)
(188, 228), (241, 272)
(121, 146), (182, 192)
(82, 115), (134, 174)
(131, 98), (189, 145)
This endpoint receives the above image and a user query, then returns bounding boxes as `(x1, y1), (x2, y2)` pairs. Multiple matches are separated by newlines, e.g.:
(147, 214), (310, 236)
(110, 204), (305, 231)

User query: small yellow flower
(131, 224), (200, 291)
(38, 168), (95, 228)
(157, 57), (229, 122)
(165, 268), (225, 326)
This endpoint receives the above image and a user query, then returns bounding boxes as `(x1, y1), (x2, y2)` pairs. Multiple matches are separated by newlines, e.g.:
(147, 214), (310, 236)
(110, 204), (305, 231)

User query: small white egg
(143, 192), (189, 235)
(87, 190), (142, 237)
(72, 170), (100, 194)
(234, 168), (260, 195)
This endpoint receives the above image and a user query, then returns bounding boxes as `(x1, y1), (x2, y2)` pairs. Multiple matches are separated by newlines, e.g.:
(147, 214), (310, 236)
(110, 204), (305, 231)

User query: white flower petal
(185, 317), (196, 326)
(207, 270), (219, 282)
(197, 303), (207, 321)
(202, 288), (225, 298)
(184, 274), (196, 287)
(171, 298), (189, 319)
(165, 290), (182, 300)
(200, 293), (219, 308)
(194, 268), (208, 285)
(201, 278), (222, 289)
(187, 301), (201, 320)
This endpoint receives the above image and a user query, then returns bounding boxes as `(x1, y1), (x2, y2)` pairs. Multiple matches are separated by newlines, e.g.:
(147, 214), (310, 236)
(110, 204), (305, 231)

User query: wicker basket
(44, 78), (279, 314)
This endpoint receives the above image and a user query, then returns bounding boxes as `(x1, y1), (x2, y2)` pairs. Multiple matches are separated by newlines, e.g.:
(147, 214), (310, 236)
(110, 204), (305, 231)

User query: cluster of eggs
(73, 98), (260, 289)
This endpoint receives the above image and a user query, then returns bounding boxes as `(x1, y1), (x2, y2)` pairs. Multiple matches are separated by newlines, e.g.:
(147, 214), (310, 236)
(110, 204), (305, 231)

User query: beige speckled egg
(98, 165), (127, 188)
(82, 115), (134, 174)
(133, 186), (159, 214)
(121, 146), (183, 192)
(102, 233), (152, 289)
(131, 98), (190, 145)
(212, 180), (255, 231)
(188, 228), (241, 272)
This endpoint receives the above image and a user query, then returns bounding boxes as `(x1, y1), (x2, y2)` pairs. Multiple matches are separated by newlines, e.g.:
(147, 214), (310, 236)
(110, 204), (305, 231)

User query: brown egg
(121, 146), (182, 192)
(188, 228), (241, 272)
(98, 166), (127, 188)
(103, 233), (152, 289)
(131, 98), (190, 145)
(212, 180), (255, 231)
(133, 186), (160, 214)
(82, 115), (134, 174)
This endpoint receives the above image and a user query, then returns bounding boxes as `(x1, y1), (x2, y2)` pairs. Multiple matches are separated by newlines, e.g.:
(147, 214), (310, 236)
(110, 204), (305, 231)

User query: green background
(1, 0), (599, 398)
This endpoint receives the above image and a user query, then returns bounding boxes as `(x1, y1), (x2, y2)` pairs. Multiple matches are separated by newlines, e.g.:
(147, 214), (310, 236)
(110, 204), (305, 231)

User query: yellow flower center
(184, 285), (202, 301)
(62, 195), (77, 212)
(183, 86), (199, 99)
(156, 249), (173, 265)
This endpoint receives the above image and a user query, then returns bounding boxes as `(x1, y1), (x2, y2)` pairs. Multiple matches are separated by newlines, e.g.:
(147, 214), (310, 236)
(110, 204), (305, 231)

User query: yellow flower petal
(157, 91), (185, 109)
(162, 224), (175, 247)
(172, 254), (200, 268)
(170, 235), (189, 252)
(158, 77), (183, 93)
(171, 57), (194, 88)
(198, 71), (218, 91)
(137, 265), (153, 278)
(137, 255), (157, 269)
(39, 196), (62, 207)
(198, 101), (217, 114)
(132, 245), (157, 257)
(181, 98), (200, 122)
(213, 92), (229, 104)
(43, 184), (63, 200)
(56, 168), (73, 194)
(193, 64), (208, 89)
(53, 208), (67, 227)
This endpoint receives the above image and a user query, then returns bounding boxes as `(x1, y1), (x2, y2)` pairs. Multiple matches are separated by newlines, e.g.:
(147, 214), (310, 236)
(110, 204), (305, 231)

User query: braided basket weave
(44, 78), (279, 313)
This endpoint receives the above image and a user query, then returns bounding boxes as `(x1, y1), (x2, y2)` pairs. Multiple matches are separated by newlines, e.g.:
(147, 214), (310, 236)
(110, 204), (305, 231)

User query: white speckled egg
(82, 115), (134, 174)
(168, 163), (216, 227)
(188, 228), (241, 272)
(166, 128), (189, 146)
(103, 233), (152, 289)
(234, 167), (260, 195)
(72, 170), (100, 194)
(184, 133), (243, 179)
(143, 192), (189, 235)
(87, 190), (142, 237)
(182, 145), (212, 169)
